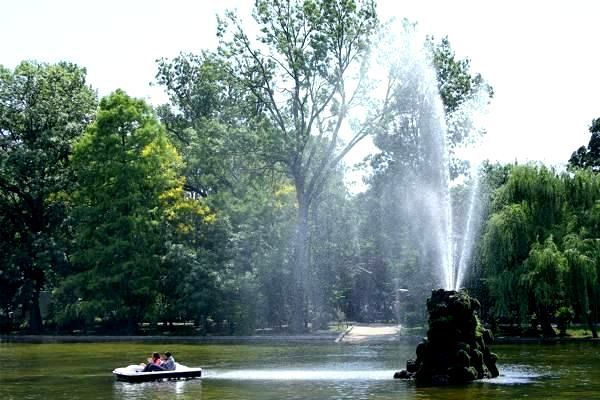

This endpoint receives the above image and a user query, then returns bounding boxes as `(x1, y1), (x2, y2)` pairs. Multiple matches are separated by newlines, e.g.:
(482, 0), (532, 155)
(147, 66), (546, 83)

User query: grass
(565, 327), (595, 338)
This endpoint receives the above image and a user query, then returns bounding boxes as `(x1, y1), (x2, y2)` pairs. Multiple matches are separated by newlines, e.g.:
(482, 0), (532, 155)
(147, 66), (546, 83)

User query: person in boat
(141, 352), (165, 372)
(161, 352), (176, 371)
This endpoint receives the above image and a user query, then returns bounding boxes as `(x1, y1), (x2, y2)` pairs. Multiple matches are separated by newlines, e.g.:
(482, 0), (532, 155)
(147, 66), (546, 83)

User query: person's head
(165, 352), (172, 358)
(152, 352), (160, 361)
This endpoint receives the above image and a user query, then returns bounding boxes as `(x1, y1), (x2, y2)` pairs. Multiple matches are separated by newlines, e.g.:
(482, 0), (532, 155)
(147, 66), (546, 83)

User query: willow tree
(494, 165), (565, 240)
(482, 166), (566, 327)
(521, 237), (566, 336)
(563, 234), (599, 338)
(482, 203), (532, 319)
(560, 170), (600, 337)
(481, 165), (600, 335)
(217, 0), (385, 331)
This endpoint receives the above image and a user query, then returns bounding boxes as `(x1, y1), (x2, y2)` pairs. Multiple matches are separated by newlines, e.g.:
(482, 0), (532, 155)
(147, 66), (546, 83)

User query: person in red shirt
(142, 352), (165, 372)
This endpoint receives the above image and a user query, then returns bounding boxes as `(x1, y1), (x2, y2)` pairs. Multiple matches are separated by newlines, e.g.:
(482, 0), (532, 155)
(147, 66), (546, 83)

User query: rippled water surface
(1, 340), (599, 399)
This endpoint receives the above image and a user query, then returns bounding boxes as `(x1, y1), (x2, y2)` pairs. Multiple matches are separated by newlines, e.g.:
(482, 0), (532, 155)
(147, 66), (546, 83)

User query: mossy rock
(430, 374), (450, 386)
(448, 366), (478, 383)
(456, 349), (471, 367)
(406, 358), (419, 373)
(394, 369), (411, 379)
(482, 328), (494, 344)
(409, 289), (499, 386)
(416, 341), (428, 360)
(487, 361), (500, 378)
(484, 351), (499, 371)
(456, 341), (471, 353)
(464, 367), (478, 381)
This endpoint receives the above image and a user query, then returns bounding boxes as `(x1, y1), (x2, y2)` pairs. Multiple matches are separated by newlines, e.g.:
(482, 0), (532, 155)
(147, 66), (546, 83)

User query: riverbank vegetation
(1, 0), (598, 338)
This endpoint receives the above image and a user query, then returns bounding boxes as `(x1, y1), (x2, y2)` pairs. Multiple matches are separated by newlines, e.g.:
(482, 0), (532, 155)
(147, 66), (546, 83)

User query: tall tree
(0, 61), (96, 332)
(481, 166), (565, 328)
(569, 118), (600, 171)
(218, 0), (383, 331)
(155, 53), (272, 198)
(562, 233), (600, 338)
(480, 165), (600, 336)
(430, 36), (493, 116)
(64, 90), (206, 334)
(156, 52), (292, 333)
(520, 237), (566, 336)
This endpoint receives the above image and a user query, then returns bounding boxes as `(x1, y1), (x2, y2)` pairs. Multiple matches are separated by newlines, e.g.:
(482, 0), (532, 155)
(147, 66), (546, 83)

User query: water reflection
(481, 364), (545, 385)
(113, 379), (203, 399)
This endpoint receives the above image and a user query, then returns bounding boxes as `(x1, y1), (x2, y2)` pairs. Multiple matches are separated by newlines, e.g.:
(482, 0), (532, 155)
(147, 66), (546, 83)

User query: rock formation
(394, 289), (499, 385)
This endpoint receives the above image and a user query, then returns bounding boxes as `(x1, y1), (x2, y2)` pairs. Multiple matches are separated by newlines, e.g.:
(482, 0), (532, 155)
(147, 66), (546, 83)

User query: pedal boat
(112, 363), (202, 383)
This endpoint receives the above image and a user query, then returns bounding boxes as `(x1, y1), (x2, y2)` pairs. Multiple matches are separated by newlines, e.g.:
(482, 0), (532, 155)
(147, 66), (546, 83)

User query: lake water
(1, 340), (599, 399)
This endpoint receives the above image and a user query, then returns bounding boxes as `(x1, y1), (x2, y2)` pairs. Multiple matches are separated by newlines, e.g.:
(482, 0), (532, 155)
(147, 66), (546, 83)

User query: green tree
(0, 61), (96, 333)
(562, 234), (600, 337)
(480, 165), (600, 336)
(430, 36), (493, 116)
(482, 203), (532, 319)
(155, 53), (271, 198)
(520, 237), (566, 336)
(62, 90), (203, 334)
(156, 51), (295, 333)
(217, 0), (383, 331)
(369, 34), (492, 182)
(481, 165), (566, 331)
(569, 118), (600, 171)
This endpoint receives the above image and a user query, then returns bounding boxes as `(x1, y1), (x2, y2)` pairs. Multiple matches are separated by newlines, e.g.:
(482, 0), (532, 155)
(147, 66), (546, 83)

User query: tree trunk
(586, 311), (598, 339)
(127, 312), (138, 335)
(28, 289), (43, 334)
(2, 312), (11, 333)
(538, 306), (556, 337)
(27, 198), (45, 334)
(290, 199), (310, 333)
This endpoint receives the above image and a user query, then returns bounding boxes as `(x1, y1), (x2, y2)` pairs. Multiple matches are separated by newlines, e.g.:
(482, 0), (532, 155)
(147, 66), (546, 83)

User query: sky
(2, 0), (600, 168)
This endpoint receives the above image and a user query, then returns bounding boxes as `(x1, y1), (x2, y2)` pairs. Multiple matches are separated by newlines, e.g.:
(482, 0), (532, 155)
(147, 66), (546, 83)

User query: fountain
(371, 24), (487, 293)
(394, 289), (499, 385)
(378, 25), (496, 385)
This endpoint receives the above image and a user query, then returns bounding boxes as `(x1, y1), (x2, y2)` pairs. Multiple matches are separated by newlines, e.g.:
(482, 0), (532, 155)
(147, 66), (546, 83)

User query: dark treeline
(1, 0), (598, 337)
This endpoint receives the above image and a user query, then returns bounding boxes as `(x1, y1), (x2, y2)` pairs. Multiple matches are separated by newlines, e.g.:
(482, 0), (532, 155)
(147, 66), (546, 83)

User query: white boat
(112, 363), (202, 383)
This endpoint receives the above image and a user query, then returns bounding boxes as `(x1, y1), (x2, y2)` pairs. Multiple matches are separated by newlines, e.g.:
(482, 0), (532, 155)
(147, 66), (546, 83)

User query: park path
(336, 324), (401, 343)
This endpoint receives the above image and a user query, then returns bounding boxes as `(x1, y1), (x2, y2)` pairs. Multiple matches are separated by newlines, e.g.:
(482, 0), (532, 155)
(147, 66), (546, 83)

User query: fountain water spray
(455, 163), (482, 289)
(365, 21), (489, 292)
(389, 26), (487, 291)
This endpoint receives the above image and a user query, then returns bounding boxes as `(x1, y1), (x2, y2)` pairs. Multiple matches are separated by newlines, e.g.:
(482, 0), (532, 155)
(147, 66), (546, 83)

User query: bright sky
(2, 0), (599, 167)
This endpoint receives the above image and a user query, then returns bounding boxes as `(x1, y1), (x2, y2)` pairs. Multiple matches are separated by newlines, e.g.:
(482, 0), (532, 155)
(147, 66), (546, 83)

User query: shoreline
(0, 334), (338, 344)
(495, 336), (600, 344)
(2, 333), (600, 344)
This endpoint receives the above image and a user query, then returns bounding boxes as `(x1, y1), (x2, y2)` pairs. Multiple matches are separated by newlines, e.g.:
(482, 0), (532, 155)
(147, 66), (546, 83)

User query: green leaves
(482, 164), (600, 333)
(429, 36), (492, 115)
(0, 61), (97, 332)
(569, 118), (600, 171)
(65, 90), (198, 332)
(521, 237), (566, 308)
(483, 203), (532, 274)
